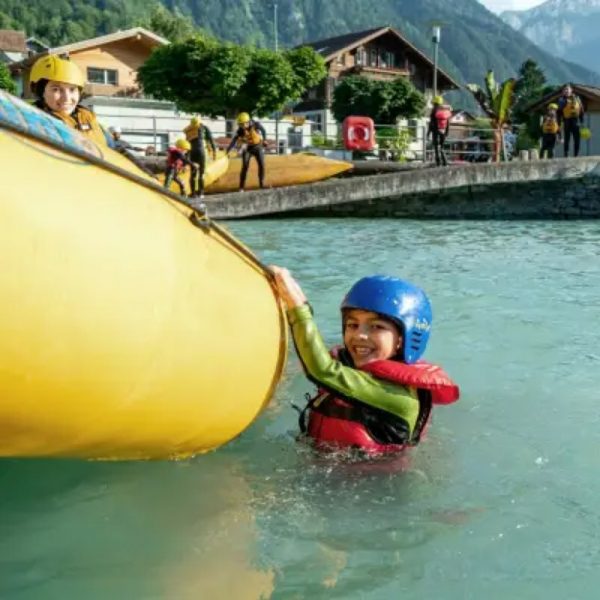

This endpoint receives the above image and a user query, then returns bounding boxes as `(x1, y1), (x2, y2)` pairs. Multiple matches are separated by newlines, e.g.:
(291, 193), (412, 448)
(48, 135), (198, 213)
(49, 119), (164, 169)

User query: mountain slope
(0, 0), (598, 86)
(502, 0), (600, 74)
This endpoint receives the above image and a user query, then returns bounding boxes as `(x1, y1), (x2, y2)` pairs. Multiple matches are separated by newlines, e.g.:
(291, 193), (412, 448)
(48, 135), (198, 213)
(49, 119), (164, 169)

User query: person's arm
(226, 129), (241, 154)
(556, 100), (564, 127)
(203, 126), (217, 155)
(270, 266), (419, 427)
(287, 304), (419, 425)
(178, 150), (193, 166)
(255, 121), (267, 143)
(427, 110), (434, 137)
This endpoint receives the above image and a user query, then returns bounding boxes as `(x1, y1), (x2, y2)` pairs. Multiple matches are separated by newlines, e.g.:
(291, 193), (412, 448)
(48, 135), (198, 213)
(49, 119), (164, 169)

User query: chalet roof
(300, 26), (460, 89)
(303, 27), (384, 57)
(49, 27), (168, 56)
(10, 27), (169, 73)
(0, 30), (27, 53)
(526, 83), (600, 111)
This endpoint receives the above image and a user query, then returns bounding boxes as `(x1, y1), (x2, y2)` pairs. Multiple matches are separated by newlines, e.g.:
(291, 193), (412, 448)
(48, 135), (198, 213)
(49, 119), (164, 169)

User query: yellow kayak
(207, 153), (353, 194)
(0, 92), (287, 460)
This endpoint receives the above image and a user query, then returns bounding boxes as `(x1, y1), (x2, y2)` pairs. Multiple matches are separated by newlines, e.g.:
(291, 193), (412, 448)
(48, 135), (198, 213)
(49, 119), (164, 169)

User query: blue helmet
(340, 276), (432, 364)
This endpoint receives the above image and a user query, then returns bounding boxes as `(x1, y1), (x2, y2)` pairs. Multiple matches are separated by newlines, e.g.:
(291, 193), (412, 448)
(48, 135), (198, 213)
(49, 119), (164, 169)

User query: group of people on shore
(165, 112), (268, 198)
(428, 84), (589, 166)
(540, 84), (588, 159)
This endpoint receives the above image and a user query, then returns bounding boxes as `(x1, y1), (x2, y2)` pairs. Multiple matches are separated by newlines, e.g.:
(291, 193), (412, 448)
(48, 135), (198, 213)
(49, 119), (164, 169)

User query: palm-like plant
(467, 70), (516, 162)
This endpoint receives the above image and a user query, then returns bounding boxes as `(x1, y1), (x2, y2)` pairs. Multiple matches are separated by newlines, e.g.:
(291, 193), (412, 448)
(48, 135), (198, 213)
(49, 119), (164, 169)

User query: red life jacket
(167, 147), (186, 170)
(434, 106), (452, 132)
(304, 354), (459, 455)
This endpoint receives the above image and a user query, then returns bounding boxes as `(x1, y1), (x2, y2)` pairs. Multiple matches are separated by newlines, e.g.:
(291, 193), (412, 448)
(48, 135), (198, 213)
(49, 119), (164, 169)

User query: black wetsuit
(428, 106), (451, 166)
(227, 121), (267, 190)
(187, 125), (216, 196)
(557, 95), (585, 157)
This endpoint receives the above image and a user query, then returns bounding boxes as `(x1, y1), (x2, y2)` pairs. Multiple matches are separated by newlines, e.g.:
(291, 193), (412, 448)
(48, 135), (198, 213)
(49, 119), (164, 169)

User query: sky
(478, 0), (546, 12)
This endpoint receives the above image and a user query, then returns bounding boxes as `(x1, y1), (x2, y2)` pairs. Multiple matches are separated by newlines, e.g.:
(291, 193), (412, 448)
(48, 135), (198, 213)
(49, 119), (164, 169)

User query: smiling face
(43, 80), (80, 115)
(343, 309), (402, 368)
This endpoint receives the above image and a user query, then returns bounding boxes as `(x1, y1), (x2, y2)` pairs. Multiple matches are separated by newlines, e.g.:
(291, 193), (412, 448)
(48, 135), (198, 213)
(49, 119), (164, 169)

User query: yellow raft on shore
(206, 153), (353, 194)
(0, 92), (287, 460)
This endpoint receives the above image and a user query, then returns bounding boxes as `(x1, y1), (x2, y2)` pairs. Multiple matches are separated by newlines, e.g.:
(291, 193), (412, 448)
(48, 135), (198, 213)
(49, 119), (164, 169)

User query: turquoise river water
(1, 219), (600, 599)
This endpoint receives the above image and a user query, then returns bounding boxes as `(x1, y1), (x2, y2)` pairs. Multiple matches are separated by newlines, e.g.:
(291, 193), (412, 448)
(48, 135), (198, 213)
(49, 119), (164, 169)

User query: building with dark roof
(294, 26), (460, 134)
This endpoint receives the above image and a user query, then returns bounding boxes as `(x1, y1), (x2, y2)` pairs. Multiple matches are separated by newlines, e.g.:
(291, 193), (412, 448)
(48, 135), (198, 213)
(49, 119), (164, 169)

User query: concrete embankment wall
(204, 158), (600, 220)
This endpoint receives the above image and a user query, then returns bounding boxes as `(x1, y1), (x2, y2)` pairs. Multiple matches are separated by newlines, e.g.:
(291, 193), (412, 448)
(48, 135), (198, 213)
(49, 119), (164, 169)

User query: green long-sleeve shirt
(288, 304), (420, 434)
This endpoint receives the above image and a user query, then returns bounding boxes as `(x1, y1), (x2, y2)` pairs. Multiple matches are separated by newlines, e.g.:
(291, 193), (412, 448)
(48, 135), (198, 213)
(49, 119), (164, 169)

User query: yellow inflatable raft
(207, 153), (353, 194)
(0, 92), (287, 460)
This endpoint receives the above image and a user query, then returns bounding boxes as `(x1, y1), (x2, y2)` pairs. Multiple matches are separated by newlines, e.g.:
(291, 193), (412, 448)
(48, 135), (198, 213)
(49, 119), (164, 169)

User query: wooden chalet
(294, 26), (460, 130)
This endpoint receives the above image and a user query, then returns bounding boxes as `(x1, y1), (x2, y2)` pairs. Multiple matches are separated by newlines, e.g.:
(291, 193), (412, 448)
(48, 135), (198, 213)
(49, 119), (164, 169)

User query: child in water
(270, 267), (459, 455)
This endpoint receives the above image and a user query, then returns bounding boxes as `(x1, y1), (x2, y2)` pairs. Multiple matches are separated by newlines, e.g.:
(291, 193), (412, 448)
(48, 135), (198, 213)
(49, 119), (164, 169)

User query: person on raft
(183, 116), (217, 199)
(30, 55), (108, 147)
(164, 139), (196, 196)
(226, 112), (268, 191)
(428, 95), (452, 167)
(270, 267), (459, 456)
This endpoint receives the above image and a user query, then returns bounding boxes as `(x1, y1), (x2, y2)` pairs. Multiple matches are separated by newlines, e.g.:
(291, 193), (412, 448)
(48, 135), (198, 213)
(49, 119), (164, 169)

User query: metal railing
(92, 112), (312, 155)
(94, 110), (505, 163)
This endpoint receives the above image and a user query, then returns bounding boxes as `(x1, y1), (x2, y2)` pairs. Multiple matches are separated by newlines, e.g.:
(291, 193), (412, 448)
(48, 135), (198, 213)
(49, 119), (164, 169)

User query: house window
(87, 67), (118, 85)
(336, 53), (344, 65)
(307, 87), (318, 100)
(369, 49), (378, 67)
(385, 52), (395, 69)
(356, 47), (367, 66)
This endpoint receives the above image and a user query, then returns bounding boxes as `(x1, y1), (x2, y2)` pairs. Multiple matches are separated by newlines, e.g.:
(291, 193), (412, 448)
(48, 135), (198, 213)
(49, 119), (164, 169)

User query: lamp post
(431, 24), (441, 99)
(273, 0), (280, 154)
(273, 0), (279, 52)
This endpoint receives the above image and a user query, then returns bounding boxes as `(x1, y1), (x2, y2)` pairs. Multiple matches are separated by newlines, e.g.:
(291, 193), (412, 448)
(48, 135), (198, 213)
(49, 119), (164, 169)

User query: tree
(512, 60), (553, 144)
(0, 63), (17, 95)
(142, 4), (197, 42)
(467, 70), (515, 162)
(138, 36), (326, 118)
(331, 76), (425, 124)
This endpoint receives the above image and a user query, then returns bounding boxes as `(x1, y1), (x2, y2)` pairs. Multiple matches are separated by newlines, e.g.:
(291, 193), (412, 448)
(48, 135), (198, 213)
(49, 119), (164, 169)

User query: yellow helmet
(190, 116), (201, 126)
(30, 55), (84, 88)
(237, 112), (251, 125)
(175, 138), (191, 151)
(580, 127), (592, 141)
(548, 103), (559, 110)
(433, 95), (444, 105)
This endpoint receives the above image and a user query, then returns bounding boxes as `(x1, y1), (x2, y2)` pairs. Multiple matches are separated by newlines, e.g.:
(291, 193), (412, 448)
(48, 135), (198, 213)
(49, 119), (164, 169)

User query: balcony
(346, 64), (410, 80)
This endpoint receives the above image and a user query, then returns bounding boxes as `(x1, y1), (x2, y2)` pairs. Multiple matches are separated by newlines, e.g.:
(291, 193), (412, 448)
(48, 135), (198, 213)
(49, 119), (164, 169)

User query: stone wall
(286, 178), (600, 219)
(205, 158), (600, 220)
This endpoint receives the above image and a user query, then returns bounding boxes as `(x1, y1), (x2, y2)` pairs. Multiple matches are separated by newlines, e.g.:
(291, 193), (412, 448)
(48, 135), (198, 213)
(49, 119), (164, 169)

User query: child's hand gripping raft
(270, 267), (460, 455)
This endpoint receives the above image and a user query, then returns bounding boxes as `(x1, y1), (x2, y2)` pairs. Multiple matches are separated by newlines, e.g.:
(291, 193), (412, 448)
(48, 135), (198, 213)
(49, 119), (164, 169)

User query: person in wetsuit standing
(226, 112), (268, 191)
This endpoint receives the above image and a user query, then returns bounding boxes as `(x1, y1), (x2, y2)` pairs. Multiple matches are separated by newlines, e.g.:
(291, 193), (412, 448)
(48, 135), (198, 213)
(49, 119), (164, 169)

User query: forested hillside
(0, 0), (598, 86)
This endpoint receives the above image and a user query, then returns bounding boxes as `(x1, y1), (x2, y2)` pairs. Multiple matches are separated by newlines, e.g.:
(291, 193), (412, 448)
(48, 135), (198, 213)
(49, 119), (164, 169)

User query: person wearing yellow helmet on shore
(427, 95), (452, 166)
(183, 116), (217, 198)
(226, 112), (268, 191)
(557, 84), (585, 157)
(540, 103), (560, 159)
(30, 54), (107, 147)
(164, 138), (196, 196)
